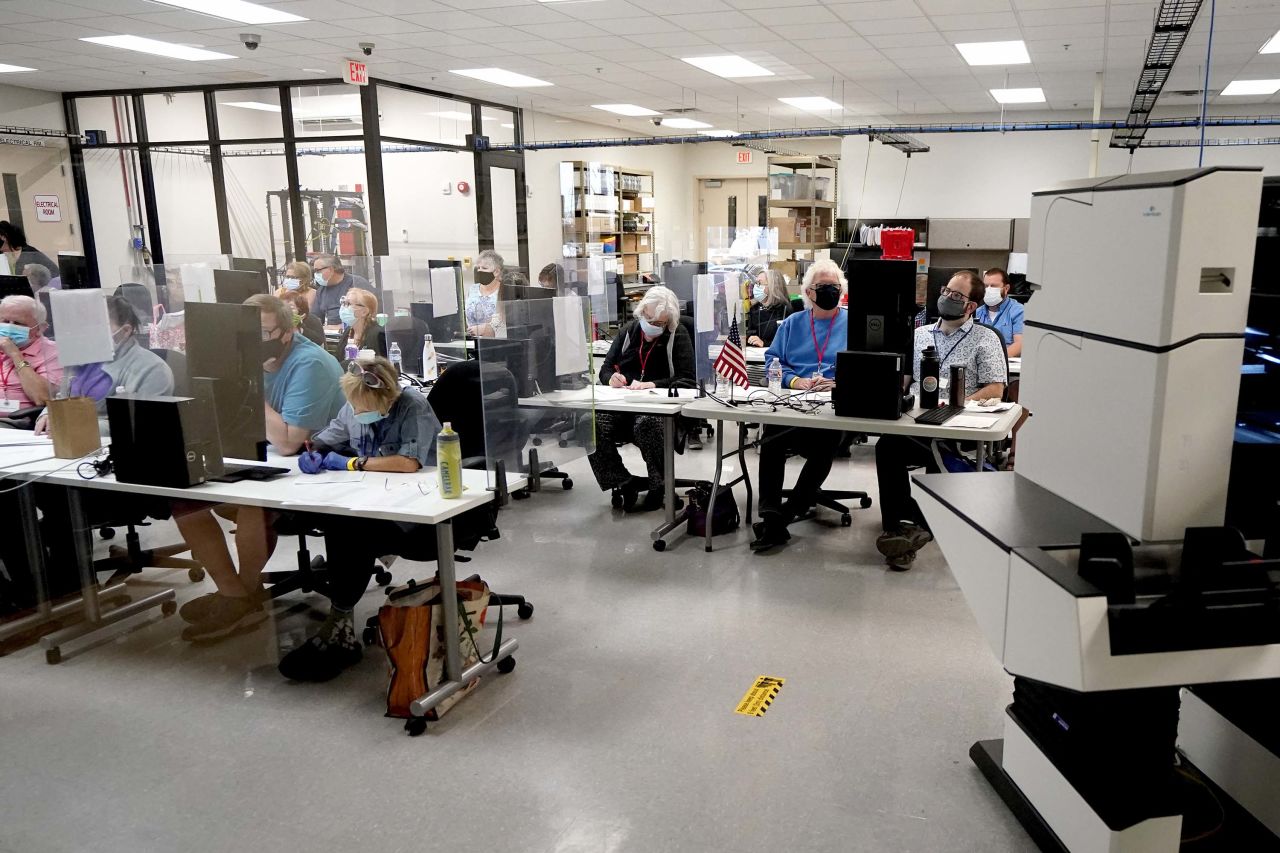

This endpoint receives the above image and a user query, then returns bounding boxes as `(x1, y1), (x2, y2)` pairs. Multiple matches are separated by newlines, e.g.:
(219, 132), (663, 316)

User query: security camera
(651, 117), (663, 126)
(359, 42), (374, 56)
(241, 33), (261, 50)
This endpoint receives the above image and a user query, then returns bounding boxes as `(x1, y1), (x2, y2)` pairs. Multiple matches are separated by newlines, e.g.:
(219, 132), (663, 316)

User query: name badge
(0, 399), (19, 413)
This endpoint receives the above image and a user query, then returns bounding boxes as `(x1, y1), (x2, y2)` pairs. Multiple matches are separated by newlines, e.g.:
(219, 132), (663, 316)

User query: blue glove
(322, 451), (352, 471)
(298, 451), (324, 475)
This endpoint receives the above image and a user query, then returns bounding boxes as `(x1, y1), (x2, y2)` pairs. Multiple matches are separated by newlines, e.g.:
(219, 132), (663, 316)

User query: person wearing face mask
(338, 287), (386, 360)
(282, 356), (468, 681)
(33, 295), (172, 437)
(280, 260), (316, 296)
(172, 294), (345, 642)
(465, 249), (506, 338)
(310, 255), (367, 326)
(873, 270), (1008, 570)
(749, 259), (850, 552)
(745, 269), (793, 348)
(589, 286), (695, 512)
(0, 221), (56, 277)
(275, 286), (325, 347)
(0, 294), (62, 424)
(975, 267), (1024, 358)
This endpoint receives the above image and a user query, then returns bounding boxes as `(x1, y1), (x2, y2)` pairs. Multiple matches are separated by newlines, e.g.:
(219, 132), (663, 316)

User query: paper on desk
(49, 289), (114, 368)
(947, 414), (1001, 429)
(694, 273), (716, 332)
(553, 295), (588, 377)
(964, 400), (1014, 413)
(293, 472), (367, 485)
(348, 481), (437, 510)
(430, 267), (459, 318)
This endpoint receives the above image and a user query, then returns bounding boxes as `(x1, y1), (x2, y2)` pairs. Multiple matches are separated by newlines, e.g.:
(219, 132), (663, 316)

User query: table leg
(737, 422), (753, 526)
(704, 422), (725, 553)
(649, 414), (691, 551)
(528, 448), (542, 492)
(976, 441), (987, 471)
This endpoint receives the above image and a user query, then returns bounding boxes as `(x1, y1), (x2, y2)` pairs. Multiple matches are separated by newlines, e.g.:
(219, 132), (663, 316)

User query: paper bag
(47, 396), (101, 459)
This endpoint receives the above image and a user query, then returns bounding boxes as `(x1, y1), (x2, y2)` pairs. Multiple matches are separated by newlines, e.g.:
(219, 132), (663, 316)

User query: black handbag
(685, 481), (740, 537)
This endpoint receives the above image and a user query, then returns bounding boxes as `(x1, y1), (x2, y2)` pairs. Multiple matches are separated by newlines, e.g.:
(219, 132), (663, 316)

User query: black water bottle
(920, 346), (940, 409)
(949, 364), (966, 407)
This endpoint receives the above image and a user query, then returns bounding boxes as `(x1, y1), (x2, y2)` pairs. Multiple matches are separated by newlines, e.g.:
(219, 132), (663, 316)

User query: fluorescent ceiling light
(955, 40), (1030, 66)
(592, 103), (661, 116)
(1219, 78), (1280, 96)
(661, 117), (711, 129)
(1260, 30), (1280, 53)
(147, 0), (305, 24)
(990, 87), (1045, 104)
(682, 55), (773, 78)
(224, 100), (281, 112)
(0, 64), (35, 73)
(778, 96), (843, 112)
(80, 35), (235, 61)
(698, 129), (739, 137)
(449, 68), (552, 88)
(302, 67), (326, 73)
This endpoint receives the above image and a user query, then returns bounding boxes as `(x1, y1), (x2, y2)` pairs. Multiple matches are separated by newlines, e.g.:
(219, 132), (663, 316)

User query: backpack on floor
(685, 481), (740, 538)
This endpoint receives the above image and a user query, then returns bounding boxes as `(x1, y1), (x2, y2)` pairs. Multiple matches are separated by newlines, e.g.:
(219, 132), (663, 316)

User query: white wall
(0, 82), (64, 131)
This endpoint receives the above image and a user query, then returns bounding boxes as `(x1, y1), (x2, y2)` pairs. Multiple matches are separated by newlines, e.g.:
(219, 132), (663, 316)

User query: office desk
(520, 386), (699, 550)
(592, 339), (769, 364)
(680, 393), (1024, 551)
(0, 441), (522, 724)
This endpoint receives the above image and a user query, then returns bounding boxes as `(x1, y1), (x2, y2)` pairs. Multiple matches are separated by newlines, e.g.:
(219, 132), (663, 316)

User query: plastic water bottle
(437, 421), (463, 499)
(767, 357), (783, 393)
(421, 334), (438, 382)
(343, 339), (359, 362)
(388, 341), (402, 375)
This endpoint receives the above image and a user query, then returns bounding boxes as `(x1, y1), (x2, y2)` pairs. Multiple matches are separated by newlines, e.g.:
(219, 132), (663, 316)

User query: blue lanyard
(932, 323), (971, 364)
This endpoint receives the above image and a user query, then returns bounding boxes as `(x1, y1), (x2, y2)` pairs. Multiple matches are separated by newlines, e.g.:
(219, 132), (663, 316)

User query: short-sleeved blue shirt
(263, 334), (344, 431)
(975, 298), (1025, 346)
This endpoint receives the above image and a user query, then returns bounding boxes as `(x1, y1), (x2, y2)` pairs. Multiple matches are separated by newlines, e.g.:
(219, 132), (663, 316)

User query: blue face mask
(0, 322), (30, 347)
(355, 410), (386, 425)
(338, 306), (357, 327)
(752, 284), (766, 302)
(282, 277), (301, 291)
(639, 317), (663, 338)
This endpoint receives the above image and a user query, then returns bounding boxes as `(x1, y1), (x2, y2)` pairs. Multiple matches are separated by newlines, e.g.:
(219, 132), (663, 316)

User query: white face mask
(983, 286), (1003, 308)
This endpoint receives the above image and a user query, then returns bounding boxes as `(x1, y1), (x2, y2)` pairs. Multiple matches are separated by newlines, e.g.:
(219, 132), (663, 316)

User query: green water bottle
(437, 421), (463, 499)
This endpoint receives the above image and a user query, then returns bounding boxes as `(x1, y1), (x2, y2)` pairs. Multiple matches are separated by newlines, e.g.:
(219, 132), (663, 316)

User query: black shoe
(278, 632), (363, 682)
(625, 488), (666, 514)
(687, 431), (703, 450)
(749, 514), (791, 552)
(180, 595), (267, 642)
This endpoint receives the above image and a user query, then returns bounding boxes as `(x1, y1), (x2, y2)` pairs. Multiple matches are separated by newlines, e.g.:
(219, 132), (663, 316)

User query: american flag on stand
(714, 314), (750, 389)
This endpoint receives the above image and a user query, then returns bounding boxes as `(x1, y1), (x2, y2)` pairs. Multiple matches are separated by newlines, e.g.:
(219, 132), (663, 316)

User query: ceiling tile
(916, 0), (1011, 14)
(849, 17), (939, 36)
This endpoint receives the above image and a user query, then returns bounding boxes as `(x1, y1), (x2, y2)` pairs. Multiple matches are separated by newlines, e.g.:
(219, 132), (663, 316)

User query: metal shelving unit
(767, 154), (837, 261)
(559, 161), (656, 289)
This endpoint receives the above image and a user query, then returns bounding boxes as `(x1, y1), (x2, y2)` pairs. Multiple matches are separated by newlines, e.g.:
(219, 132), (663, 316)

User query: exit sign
(737, 150), (752, 164)
(343, 59), (368, 86)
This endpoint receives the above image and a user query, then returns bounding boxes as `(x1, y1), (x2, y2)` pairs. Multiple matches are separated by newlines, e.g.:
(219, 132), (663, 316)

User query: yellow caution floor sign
(735, 675), (785, 717)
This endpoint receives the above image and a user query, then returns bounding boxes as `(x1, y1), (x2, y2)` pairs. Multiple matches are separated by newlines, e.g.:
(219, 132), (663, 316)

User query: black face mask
(475, 270), (496, 286)
(812, 284), (841, 310)
(937, 295), (968, 320)
(262, 336), (287, 363)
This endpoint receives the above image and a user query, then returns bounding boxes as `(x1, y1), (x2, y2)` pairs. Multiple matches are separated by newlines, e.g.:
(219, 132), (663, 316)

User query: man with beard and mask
(172, 294), (344, 642)
(310, 255), (367, 326)
(976, 267), (1024, 357)
(874, 269), (1007, 571)
(750, 259), (850, 553)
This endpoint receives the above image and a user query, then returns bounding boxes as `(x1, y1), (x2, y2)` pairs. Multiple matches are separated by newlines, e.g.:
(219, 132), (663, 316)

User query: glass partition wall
(64, 80), (527, 290)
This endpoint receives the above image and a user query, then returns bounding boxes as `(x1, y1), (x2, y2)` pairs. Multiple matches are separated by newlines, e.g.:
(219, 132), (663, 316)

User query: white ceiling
(2, 0), (1279, 136)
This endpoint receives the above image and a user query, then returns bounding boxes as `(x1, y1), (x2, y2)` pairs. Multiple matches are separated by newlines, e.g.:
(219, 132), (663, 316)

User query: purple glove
(298, 451), (324, 475)
(322, 451), (352, 471)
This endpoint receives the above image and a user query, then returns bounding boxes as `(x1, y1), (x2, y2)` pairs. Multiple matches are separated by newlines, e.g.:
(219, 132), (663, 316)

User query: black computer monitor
(409, 301), (463, 343)
(0, 275), (34, 299)
(661, 261), (707, 305)
(502, 284), (555, 302)
(58, 255), (93, 290)
(845, 259), (917, 366)
(925, 267), (976, 322)
(183, 302), (267, 461)
(213, 269), (268, 305)
(230, 256), (270, 286)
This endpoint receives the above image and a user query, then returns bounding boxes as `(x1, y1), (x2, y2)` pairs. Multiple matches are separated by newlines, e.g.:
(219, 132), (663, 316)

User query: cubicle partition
(692, 270), (740, 391)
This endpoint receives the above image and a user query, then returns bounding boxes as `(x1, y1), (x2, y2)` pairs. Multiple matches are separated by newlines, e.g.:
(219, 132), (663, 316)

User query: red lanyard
(636, 336), (658, 379)
(810, 312), (836, 370)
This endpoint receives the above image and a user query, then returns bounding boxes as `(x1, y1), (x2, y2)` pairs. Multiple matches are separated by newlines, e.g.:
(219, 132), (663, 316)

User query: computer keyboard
(913, 405), (966, 426)
(211, 462), (290, 483)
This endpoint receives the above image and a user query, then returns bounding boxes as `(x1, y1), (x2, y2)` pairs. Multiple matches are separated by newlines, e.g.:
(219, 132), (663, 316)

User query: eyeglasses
(313, 266), (332, 274)
(346, 361), (386, 388)
(940, 287), (970, 303)
(261, 325), (282, 342)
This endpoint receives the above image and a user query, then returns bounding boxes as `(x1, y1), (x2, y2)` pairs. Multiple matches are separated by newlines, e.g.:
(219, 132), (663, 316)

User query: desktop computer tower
(844, 259), (917, 362)
(107, 394), (218, 488)
(834, 351), (905, 419)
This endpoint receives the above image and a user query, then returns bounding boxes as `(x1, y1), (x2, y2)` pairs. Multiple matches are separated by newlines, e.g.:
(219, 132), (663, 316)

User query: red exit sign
(343, 59), (368, 86)
(737, 150), (752, 164)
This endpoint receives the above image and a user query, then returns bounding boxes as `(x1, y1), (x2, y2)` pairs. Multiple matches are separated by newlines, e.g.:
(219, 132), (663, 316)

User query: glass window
(215, 88), (283, 140)
(480, 107), (516, 146)
(84, 146), (148, 287)
(74, 96), (136, 143)
(489, 165), (519, 266)
(377, 85), (473, 146)
(381, 145), (477, 261)
(295, 141), (374, 261)
(150, 146), (220, 257)
(0, 139), (82, 281)
(290, 85), (364, 138)
(222, 143), (291, 270)
(142, 91), (208, 143)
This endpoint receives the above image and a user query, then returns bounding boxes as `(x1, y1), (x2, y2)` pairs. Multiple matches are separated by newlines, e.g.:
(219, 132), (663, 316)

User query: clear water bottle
(767, 357), (783, 393)
(388, 341), (402, 375)
(343, 339), (358, 362)
(421, 333), (438, 382)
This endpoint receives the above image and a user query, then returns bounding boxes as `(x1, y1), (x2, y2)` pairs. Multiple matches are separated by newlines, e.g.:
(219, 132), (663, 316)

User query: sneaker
(179, 588), (264, 624)
(886, 549), (917, 572)
(687, 431), (704, 450)
(180, 595), (267, 642)
(278, 626), (363, 682)
(876, 523), (934, 559)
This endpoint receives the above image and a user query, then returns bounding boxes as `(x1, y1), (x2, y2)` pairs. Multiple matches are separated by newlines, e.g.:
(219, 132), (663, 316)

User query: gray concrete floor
(0, 439), (1032, 853)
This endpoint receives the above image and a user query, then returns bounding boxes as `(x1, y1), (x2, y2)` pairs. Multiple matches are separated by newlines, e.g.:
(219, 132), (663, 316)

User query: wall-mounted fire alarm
(457, 181), (470, 194)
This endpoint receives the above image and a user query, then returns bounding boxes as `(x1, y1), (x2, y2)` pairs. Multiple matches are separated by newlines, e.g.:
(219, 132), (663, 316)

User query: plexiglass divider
(692, 270), (740, 393)
(474, 293), (595, 491)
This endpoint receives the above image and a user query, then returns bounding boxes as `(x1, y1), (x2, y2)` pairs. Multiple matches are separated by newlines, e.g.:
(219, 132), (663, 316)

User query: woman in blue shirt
(975, 268), (1024, 357)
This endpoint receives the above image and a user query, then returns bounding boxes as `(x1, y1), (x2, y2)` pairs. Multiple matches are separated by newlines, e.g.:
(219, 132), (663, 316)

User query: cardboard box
(621, 233), (652, 253)
(770, 217), (798, 242)
(573, 215), (615, 233)
(621, 255), (638, 274)
(770, 260), (797, 281)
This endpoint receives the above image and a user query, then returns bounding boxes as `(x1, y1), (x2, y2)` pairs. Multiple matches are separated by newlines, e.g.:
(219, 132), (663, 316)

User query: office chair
(780, 438), (874, 528)
(115, 283), (154, 328)
(96, 505), (206, 585)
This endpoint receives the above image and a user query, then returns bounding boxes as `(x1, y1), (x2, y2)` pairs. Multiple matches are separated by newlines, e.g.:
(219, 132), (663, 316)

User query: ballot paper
(553, 295), (588, 377)
(48, 289), (114, 368)
(947, 414), (1002, 429)
(964, 400), (1015, 413)
(293, 472), (367, 485)
(430, 267), (459, 318)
